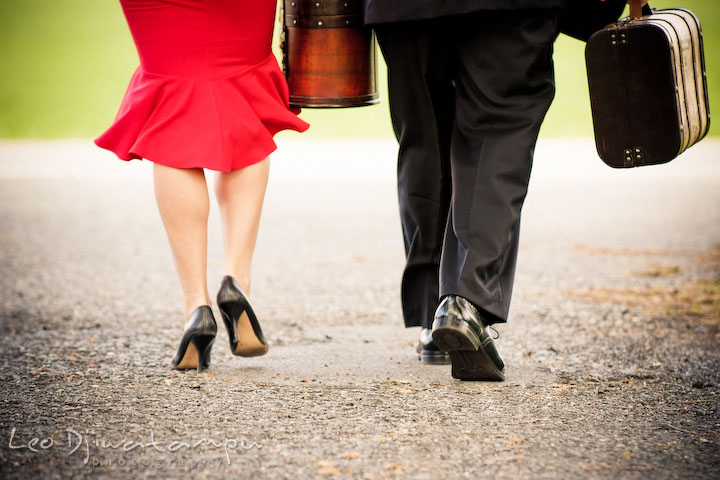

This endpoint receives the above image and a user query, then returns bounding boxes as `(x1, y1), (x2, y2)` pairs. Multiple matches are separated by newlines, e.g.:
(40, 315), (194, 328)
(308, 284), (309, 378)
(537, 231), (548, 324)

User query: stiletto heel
(172, 306), (218, 371)
(193, 335), (215, 372)
(217, 276), (268, 357)
(201, 346), (211, 370)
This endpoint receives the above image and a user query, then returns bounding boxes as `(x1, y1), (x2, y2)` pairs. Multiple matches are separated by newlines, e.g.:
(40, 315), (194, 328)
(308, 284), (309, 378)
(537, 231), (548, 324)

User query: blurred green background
(0, 0), (717, 139)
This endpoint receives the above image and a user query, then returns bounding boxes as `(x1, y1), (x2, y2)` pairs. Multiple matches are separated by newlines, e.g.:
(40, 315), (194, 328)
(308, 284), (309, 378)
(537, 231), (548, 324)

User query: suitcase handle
(629, 0), (649, 19)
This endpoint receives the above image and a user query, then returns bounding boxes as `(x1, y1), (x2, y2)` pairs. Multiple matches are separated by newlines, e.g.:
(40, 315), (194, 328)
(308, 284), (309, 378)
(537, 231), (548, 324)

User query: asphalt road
(0, 138), (718, 479)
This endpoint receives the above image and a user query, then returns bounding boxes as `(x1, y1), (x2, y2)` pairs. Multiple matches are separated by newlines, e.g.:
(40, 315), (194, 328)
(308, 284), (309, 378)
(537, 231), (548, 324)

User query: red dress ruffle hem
(95, 0), (309, 172)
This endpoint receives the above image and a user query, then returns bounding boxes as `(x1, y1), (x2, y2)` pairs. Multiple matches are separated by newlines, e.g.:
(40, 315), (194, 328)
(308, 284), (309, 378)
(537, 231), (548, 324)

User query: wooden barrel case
(281, 0), (379, 108)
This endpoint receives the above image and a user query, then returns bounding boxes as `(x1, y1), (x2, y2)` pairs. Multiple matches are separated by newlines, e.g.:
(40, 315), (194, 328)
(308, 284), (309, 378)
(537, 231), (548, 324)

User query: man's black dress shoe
(416, 328), (451, 365)
(431, 295), (505, 381)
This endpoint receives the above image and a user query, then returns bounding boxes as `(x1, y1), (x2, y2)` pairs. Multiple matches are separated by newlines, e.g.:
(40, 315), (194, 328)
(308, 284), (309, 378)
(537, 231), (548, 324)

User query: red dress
(95, 0), (309, 172)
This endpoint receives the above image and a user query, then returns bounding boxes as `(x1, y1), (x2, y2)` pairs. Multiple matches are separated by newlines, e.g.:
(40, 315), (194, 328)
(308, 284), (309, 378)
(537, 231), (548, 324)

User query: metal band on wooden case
(284, 0), (363, 28)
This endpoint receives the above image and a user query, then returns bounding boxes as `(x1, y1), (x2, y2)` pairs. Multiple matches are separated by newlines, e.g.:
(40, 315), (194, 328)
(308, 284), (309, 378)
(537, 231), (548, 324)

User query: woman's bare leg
(214, 158), (270, 295)
(153, 163), (211, 324)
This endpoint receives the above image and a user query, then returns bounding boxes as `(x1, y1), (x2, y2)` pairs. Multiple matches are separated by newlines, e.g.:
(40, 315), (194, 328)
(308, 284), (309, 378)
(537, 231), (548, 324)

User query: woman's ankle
(184, 298), (211, 325)
(225, 273), (251, 296)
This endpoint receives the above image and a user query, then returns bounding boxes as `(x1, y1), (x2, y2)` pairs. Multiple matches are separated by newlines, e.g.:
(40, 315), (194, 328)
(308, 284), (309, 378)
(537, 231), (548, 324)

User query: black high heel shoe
(171, 305), (217, 372)
(217, 276), (268, 357)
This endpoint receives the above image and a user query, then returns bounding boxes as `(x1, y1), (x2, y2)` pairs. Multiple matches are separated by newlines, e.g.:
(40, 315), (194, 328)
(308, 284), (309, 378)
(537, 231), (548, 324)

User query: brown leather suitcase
(280, 0), (379, 108)
(585, 5), (710, 168)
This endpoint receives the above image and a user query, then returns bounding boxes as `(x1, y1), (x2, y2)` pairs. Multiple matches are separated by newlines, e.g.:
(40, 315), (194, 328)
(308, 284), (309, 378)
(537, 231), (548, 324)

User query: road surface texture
(0, 138), (718, 479)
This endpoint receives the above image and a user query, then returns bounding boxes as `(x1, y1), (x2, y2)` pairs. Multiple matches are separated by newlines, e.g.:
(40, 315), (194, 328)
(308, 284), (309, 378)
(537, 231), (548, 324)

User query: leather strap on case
(629, 1), (654, 19)
(630, 0), (644, 19)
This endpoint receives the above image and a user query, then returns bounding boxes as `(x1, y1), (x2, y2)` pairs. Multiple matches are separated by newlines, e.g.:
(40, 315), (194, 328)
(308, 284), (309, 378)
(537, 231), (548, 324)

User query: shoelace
(461, 297), (501, 340)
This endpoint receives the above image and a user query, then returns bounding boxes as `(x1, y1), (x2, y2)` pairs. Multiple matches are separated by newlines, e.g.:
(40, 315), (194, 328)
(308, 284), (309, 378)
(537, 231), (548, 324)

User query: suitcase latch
(610, 26), (629, 46)
(624, 148), (643, 167)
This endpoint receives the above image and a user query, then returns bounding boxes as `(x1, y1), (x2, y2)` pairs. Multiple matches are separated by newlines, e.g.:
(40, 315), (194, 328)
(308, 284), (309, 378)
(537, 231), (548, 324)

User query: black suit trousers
(376, 9), (559, 328)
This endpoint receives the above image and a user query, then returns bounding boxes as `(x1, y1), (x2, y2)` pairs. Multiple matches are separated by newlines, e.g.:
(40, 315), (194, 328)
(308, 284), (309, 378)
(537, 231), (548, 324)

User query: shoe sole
(218, 302), (269, 358)
(432, 318), (505, 381)
(448, 350), (505, 381)
(418, 350), (452, 365)
(231, 310), (269, 357)
(174, 335), (215, 372)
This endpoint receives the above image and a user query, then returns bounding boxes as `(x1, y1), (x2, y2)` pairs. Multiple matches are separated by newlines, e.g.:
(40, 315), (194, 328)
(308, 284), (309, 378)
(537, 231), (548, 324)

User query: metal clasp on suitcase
(624, 148), (643, 167)
(609, 23), (629, 46)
